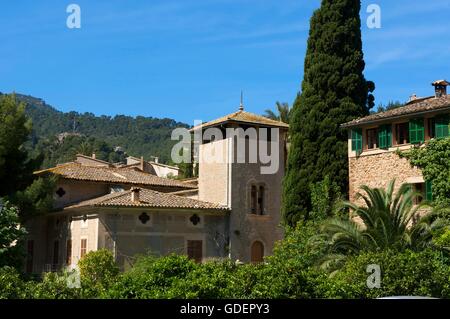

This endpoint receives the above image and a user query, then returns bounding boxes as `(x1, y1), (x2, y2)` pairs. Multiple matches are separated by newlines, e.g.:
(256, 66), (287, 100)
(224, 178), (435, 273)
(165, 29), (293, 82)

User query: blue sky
(1, 0), (450, 124)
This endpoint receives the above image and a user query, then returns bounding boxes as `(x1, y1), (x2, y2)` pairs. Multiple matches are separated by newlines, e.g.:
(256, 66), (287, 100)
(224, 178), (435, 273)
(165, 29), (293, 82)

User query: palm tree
(263, 102), (290, 124)
(317, 180), (445, 271)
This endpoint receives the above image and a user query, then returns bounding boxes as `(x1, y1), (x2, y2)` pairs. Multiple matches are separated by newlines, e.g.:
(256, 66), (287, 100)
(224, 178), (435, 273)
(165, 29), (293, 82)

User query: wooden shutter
(53, 241), (59, 266)
(425, 180), (433, 202)
(409, 119), (424, 144)
(378, 125), (392, 149)
(80, 239), (87, 258)
(66, 240), (72, 265)
(351, 129), (362, 153)
(26, 240), (34, 273)
(187, 240), (202, 263)
(435, 115), (449, 138)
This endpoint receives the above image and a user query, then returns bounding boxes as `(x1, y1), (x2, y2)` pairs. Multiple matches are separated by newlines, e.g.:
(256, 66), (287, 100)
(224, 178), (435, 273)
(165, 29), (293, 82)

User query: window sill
(350, 143), (427, 158)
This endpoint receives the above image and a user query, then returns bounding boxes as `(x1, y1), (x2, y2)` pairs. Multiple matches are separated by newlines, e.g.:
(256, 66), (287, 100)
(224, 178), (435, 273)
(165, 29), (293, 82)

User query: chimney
(140, 156), (144, 171)
(409, 94), (417, 102)
(92, 153), (96, 159)
(131, 188), (140, 203)
(432, 80), (449, 98)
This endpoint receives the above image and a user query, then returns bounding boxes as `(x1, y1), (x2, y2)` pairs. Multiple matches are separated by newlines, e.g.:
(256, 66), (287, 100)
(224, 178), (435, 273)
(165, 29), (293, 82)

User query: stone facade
(348, 148), (423, 203)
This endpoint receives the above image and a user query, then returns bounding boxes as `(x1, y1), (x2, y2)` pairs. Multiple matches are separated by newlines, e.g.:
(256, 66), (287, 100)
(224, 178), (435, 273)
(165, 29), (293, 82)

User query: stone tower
(192, 106), (289, 262)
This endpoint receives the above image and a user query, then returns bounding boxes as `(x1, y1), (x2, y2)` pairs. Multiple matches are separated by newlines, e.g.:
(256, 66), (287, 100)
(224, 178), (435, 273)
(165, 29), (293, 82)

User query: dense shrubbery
(323, 249), (450, 298)
(2, 221), (448, 299)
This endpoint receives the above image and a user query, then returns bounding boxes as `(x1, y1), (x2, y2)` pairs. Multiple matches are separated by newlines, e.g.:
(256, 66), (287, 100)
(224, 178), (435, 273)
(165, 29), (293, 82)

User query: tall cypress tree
(283, 0), (375, 225)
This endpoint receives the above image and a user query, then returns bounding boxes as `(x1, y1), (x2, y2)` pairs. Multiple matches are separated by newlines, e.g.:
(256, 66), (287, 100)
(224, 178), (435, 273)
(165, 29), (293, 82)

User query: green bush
(166, 259), (263, 299)
(249, 221), (328, 298)
(0, 266), (30, 299)
(322, 249), (450, 298)
(78, 249), (119, 298)
(31, 270), (82, 299)
(106, 254), (197, 299)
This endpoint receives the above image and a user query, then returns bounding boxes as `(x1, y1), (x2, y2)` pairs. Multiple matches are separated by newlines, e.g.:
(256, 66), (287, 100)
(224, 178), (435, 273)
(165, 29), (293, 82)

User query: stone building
(341, 80), (450, 202)
(24, 106), (288, 273)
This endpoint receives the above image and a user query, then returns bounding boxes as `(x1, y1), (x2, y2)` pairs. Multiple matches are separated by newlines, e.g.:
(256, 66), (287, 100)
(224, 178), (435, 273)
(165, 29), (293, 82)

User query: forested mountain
(0, 92), (189, 168)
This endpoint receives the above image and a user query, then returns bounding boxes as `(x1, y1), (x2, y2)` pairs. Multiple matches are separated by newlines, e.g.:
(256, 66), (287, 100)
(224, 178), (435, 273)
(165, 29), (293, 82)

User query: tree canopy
(283, 0), (375, 225)
(0, 94), (38, 196)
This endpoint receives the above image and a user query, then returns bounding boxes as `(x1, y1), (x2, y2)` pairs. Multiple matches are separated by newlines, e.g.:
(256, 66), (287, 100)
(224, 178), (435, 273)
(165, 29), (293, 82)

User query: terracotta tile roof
(34, 163), (195, 189)
(190, 110), (289, 131)
(75, 154), (112, 166)
(342, 95), (450, 128)
(66, 188), (228, 211)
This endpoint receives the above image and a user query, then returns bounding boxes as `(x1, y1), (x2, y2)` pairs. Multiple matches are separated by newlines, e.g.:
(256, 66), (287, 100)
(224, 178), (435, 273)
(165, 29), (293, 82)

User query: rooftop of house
(75, 154), (112, 167)
(34, 162), (195, 189)
(342, 80), (450, 128)
(65, 187), (228, 211)
(123, 156), (179, 170)
(190, 109), (289, 132)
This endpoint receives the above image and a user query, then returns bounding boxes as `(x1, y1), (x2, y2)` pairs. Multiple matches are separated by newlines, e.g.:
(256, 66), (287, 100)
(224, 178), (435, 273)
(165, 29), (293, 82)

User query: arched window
(249, 183), (266, 215)
(251, 241), (264, 263)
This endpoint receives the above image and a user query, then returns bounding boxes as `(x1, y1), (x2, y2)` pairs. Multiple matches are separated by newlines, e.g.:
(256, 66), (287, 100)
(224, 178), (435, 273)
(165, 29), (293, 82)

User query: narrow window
(26, 240), (34, 273)
(187, 240), (202, 263)
(80, 239), (87, 258)
(53, 240), (59, 268)
(251, 241), (264, 263)
(258, 186), (265, 215)
(366, 128), (378, 149)
(250, 185), (257, 214)
(66, 240), (72, 265)
(428, 118), (436, 139)
(396, 123), (410, 145)
(412, 183), (425, 205)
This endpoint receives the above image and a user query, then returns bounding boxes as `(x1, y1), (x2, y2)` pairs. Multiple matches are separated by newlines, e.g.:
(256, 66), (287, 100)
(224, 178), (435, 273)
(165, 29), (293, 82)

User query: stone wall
(97, 209), (229, 269)
(349, 150), (423, 202)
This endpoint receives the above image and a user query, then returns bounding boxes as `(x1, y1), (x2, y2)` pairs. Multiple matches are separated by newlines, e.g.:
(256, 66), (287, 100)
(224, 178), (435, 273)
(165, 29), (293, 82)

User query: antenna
(72, 118), (76, 133)
(239, 90), (244, 111)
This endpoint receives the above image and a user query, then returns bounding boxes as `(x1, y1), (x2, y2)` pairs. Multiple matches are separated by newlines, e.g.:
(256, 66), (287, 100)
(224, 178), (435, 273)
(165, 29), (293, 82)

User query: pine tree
(0, 94), (37, 196)
(282, 0), (375, 225)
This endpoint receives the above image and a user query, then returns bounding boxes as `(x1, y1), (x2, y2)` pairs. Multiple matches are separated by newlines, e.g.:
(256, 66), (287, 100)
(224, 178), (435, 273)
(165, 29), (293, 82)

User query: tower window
(250, 186), (257, 214)
(249, 184), (266, 215)
(258, 186), (265, 215)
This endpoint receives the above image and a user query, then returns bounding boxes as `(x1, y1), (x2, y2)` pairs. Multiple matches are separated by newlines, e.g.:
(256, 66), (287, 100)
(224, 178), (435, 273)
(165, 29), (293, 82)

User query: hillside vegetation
(0, 93), (189, 167)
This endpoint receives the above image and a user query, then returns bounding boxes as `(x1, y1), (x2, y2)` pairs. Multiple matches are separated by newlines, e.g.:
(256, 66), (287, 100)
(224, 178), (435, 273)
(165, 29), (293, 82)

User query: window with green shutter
(378, 124), (392, 149)
(409, 118), (424, 144)
(425, 180), (433, 201)
(351, 129), (362, 153)
(435, 115), (449, 139)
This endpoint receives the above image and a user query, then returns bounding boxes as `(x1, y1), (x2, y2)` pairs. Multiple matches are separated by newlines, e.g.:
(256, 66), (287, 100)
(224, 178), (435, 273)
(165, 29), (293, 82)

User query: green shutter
(409, 118), (424, 144)
(351, 128), (362, 153)
(425, 180), (433, 201)
(435, 115), (449, 139)
(378, 125), (392, 149)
